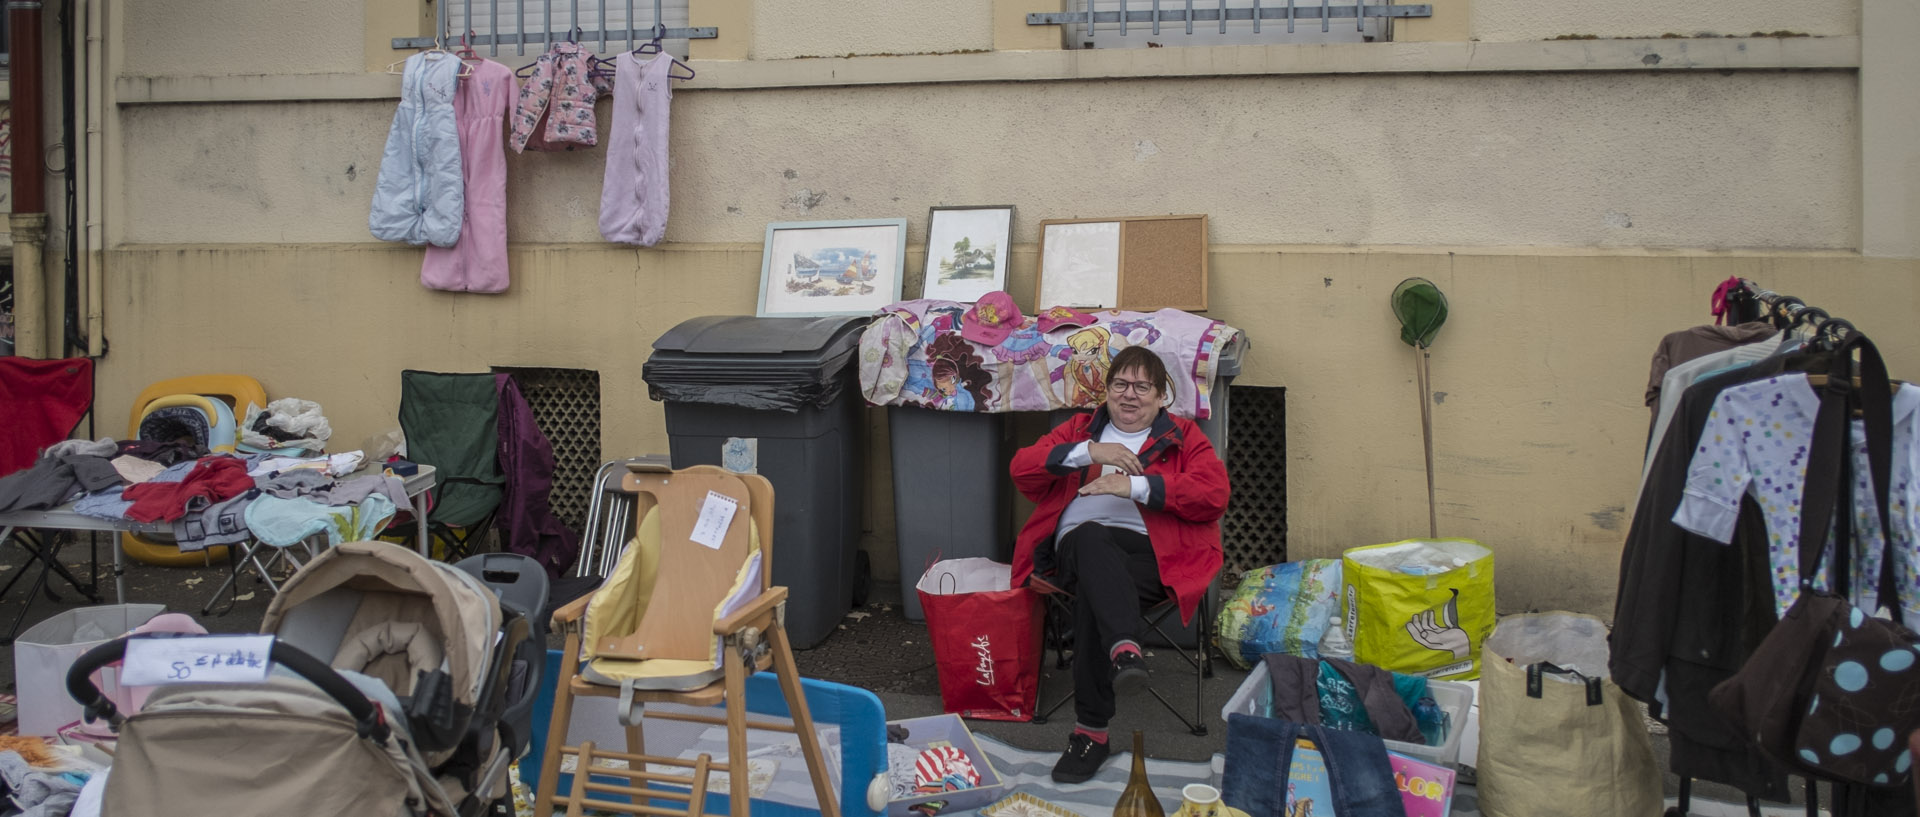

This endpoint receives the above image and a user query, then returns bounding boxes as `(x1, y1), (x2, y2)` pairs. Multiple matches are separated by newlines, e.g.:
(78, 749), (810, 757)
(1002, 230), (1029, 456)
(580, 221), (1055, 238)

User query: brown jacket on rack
(1644, 322), (1779, 408)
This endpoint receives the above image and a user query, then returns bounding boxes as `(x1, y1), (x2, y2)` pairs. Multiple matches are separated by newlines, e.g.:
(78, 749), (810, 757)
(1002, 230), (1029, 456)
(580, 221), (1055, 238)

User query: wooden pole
(1416, 345), (1438, 538)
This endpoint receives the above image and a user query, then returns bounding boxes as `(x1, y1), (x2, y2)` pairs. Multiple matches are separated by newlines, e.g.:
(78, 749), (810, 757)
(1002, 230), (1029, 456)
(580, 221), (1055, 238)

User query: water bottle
(1318, 615), (1353, 661)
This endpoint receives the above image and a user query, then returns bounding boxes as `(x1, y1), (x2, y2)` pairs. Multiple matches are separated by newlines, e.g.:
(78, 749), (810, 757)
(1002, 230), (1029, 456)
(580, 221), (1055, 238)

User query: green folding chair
(394, 370), (505, 561)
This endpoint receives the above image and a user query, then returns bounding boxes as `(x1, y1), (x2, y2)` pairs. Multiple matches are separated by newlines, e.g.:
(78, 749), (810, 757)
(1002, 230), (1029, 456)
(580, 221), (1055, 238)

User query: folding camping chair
(1030, 581), (1218, 736)
(392, 370), (506, 562)
(533, 464), (839, 817)
(0, 357), (103, 641)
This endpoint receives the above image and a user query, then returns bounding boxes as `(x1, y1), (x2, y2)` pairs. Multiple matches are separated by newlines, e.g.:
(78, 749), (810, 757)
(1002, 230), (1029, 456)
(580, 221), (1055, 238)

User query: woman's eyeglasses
(1108, 379), (1157, 396)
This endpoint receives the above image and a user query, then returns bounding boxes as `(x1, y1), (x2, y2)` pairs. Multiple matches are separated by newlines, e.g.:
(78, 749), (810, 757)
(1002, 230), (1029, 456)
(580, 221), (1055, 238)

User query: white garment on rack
(1639, 334), (1787, 501)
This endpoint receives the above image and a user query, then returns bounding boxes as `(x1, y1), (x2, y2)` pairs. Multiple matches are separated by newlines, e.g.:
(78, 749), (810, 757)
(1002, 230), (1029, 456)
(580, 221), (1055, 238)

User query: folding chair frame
(1031, 589), (1217, 736)
(200, 535), (322, 616)
(0, 357), (102, 642)
(0, 527), (101, 642)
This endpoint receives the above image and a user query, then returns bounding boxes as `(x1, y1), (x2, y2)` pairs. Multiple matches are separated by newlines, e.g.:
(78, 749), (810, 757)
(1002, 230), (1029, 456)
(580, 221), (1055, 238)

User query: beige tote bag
(1476, 612), (1662, 817)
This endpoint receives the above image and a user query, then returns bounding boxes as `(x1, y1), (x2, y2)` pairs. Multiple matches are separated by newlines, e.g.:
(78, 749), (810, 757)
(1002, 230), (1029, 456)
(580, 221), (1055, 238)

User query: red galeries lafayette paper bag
(917, 558), (1043, 721)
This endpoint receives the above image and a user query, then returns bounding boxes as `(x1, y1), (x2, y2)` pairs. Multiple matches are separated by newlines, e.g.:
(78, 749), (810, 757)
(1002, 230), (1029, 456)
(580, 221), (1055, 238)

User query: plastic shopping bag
(1215, 559), (1343, 670)
(1476, 613), (1661, 817)
(1342, 539), (1494, 680)
(917, 558), (1042, 721)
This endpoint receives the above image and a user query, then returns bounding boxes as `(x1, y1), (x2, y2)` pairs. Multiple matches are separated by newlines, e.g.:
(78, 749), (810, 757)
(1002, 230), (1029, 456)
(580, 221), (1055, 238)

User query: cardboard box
(886, 714), (1006, 817)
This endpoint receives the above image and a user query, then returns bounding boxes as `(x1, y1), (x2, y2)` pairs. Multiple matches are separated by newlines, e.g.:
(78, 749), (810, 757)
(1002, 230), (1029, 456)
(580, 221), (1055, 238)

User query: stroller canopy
(262, 541), (500, 710)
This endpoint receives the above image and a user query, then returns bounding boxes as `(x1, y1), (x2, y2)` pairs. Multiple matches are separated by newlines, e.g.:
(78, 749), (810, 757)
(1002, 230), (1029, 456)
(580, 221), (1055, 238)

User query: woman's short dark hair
(1106, 345), (1173, 397)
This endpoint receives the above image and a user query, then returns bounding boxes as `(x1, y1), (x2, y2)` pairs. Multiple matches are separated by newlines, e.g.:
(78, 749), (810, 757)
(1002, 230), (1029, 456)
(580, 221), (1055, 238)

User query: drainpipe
(9, 0), (47, 358)
(81, 0), (101, 356)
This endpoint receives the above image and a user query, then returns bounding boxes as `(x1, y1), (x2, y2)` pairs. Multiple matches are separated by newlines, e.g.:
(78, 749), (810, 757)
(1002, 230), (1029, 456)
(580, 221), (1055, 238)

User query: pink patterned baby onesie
(511, 43), (613, 153)
(422, 59), (515, 293)
(598, 53), (673, 247)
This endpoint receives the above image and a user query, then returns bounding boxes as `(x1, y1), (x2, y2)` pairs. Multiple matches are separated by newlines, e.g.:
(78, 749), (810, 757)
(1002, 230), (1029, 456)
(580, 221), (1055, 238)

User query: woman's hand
(1077, 472), (1135, 498)
(1086, 442), (1142, 475)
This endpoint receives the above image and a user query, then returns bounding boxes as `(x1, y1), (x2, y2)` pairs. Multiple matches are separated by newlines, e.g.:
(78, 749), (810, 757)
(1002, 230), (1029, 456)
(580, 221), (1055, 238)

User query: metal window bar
(395, 0), (714, 51)
(1037, 1), (1430, 31)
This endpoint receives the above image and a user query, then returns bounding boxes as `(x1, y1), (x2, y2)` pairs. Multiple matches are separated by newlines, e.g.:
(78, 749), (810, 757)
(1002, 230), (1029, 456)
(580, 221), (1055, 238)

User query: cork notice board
(1036, 214), (1209, 312)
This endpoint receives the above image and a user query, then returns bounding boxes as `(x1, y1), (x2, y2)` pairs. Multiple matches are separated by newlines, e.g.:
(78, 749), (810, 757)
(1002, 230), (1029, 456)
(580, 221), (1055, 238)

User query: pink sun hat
(962, 291), (1025, 345)
(1035, 304), (1097, 333)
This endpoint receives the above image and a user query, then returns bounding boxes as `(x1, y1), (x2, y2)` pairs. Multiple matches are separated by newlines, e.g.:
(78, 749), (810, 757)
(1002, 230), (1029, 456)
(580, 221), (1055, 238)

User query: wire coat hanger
(387, 36), (474, 77)
(630, 23), (695, 80)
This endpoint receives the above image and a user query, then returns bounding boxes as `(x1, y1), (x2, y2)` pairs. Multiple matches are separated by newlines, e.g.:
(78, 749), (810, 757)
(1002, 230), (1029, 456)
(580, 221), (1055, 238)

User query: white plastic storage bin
(1221, 659), (1474, 769)
(14, 604), (165, 736)
(886, 714), (1007, 817)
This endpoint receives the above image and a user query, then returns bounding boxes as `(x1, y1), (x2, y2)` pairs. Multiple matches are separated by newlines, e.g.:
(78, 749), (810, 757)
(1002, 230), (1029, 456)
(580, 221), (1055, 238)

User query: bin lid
(652, 315), (868, 356)
(643, 315), (870, 411)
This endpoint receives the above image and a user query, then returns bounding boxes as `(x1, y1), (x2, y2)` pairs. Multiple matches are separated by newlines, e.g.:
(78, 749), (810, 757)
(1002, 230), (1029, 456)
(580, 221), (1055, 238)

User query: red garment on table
(123, 457), (254, 523)
(0, 357), (93, 477)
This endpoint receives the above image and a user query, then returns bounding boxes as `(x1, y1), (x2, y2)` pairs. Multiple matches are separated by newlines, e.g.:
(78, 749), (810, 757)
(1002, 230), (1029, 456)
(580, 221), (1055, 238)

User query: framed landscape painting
(921, 205), (1014, 302)
(758, 219), (908, 317)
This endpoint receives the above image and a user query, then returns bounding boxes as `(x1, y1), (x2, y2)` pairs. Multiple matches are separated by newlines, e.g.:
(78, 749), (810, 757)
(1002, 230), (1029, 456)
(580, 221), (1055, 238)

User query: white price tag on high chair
(121, 635), (274, 686)
(689, 490), (740, 550)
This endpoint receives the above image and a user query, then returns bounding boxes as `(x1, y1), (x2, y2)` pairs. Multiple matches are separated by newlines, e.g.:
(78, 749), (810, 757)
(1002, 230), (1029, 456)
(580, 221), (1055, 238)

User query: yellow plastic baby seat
(535, 464), (839, 817)
(122, 374), (268, 567)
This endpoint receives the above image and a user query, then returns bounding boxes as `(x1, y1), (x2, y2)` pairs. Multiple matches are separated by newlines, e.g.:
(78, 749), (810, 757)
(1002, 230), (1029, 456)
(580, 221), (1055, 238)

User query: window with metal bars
(395, 0), (706, 59)
(1046, 0), (1429, 48)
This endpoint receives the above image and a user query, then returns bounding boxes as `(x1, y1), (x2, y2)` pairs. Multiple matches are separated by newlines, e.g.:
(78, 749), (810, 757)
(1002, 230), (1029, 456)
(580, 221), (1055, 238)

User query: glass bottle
(1114, 730), (1166, 817)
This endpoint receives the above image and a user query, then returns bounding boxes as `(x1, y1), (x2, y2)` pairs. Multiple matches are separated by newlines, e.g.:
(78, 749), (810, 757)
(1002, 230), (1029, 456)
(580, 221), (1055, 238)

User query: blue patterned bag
(1216, 560), (1342, 670)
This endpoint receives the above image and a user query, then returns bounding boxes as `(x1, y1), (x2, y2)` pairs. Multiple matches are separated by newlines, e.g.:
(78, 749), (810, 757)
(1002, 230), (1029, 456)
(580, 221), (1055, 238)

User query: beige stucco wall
(122, 71), (1857, 250)
(123, 0), (364, 77)
(93, 244), (1920, 614)
(1472, 0), (1857, 41)
(753, 0), (994, 59)
(50, 0), (1917, 619)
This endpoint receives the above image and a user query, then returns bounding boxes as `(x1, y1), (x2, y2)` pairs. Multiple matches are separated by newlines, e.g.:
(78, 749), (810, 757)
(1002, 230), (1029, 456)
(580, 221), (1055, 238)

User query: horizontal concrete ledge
(116, 35), (1859, 104)
(108, 242), (1862, 259)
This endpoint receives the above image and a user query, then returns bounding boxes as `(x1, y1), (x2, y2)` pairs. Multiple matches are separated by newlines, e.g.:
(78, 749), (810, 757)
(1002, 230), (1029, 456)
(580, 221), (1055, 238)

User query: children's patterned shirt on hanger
(1674, 375), (1920, 626)
(510, 42), (614, 152)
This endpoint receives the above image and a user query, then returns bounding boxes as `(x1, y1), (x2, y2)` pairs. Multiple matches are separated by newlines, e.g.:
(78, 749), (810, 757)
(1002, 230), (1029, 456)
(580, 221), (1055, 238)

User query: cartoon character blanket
(858, 299), (1241, 417)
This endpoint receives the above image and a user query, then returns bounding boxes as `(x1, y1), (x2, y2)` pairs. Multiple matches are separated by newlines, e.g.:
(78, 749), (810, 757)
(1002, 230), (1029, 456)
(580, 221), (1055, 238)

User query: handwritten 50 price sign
(120, 635), (275, 686)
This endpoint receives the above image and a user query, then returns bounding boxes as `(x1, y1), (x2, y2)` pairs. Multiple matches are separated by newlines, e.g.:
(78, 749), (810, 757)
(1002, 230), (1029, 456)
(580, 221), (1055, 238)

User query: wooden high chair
(533, 464), (839, 817)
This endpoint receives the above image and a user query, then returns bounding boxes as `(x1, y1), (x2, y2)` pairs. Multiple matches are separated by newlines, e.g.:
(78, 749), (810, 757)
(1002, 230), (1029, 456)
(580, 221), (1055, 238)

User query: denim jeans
(1221, 715), (1404, 817)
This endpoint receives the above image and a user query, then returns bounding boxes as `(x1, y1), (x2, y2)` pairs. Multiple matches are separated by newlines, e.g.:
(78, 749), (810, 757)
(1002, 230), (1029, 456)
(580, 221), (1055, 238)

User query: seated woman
(1010, 344), (1230, 784)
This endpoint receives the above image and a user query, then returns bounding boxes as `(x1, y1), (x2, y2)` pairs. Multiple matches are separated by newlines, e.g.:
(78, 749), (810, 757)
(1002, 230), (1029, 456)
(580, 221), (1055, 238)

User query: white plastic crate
(1220, 659), (1475, 769)
(15, 604), (166, 736)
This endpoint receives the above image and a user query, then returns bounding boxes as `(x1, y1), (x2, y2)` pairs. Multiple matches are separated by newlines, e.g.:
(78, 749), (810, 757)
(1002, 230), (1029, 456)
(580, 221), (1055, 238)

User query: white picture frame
(920, 205), (1014, 302)
(757, 219), (908, 317)
(1036, 219), (1122, 310)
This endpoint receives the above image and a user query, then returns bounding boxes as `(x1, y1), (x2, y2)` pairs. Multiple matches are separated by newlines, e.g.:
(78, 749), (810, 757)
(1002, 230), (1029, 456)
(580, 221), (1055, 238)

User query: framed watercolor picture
(921, 205), (1014, 302)
(757, 218), (908, 317)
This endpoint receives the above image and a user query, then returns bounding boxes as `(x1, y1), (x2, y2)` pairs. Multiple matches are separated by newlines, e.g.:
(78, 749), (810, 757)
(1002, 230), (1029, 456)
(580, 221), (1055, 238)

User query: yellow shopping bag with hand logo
(1341, 538), (1495, 680)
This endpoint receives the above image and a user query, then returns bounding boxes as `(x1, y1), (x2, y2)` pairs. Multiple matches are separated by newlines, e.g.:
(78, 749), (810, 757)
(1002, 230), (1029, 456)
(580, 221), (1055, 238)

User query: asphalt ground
(0, 539), (1827, 810)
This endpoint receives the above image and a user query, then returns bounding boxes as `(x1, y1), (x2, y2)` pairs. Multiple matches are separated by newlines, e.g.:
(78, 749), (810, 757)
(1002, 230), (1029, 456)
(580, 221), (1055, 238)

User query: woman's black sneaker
(1050, 732), (1112, 784)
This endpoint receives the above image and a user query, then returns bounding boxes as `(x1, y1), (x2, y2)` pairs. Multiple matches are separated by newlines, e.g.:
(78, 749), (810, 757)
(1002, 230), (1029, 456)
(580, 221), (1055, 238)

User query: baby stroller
(66, 541), (550, 817)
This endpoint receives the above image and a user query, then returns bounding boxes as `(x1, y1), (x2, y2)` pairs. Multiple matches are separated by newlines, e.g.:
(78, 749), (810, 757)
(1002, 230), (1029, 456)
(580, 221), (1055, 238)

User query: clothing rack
(1679, 281), (1880, 817)
(1738, 280), (1860, 347)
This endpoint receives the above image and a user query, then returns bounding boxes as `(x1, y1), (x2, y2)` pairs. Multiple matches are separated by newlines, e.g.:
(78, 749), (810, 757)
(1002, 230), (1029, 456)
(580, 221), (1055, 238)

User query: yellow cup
(1178, 784), (1222, 817)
